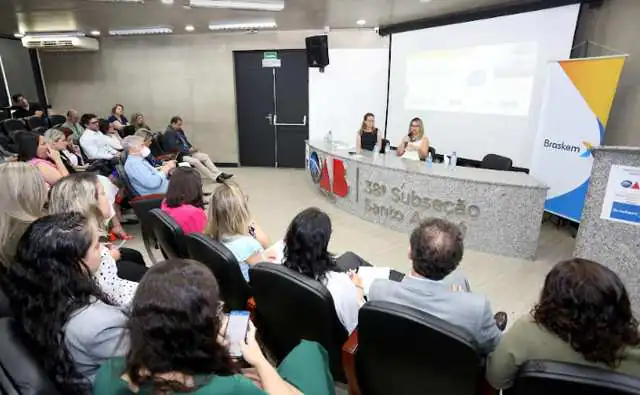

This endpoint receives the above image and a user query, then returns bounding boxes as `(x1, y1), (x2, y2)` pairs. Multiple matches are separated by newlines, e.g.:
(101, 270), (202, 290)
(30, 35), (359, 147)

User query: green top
(93, 340), (335, 395)
(486, 315), (640, 389)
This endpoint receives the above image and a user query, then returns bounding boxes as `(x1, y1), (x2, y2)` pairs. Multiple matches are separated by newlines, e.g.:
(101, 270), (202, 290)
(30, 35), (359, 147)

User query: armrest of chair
(477, 365), (499, 395)
(130, 193), (165, 203)
(342, 330), (360, 395)
(156, 154), (177, 161)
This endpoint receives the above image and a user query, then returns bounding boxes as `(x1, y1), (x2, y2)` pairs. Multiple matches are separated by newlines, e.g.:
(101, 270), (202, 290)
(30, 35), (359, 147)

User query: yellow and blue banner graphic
(530, 55), (626, 222)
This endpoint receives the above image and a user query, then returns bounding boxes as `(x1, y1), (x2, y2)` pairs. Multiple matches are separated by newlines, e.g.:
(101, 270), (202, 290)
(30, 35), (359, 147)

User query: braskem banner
(530, 56), (626, 222)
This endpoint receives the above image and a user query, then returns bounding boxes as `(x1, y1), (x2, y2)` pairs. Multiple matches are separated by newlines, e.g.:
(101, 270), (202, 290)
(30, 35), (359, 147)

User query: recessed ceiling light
(356, 19), (366, 26)
(89, 30), (101, 36)
(185, 24), (195, 32)
(14, 32), (24, 38)
(419, 0), (433, 2)
(161, 0), (174, 3)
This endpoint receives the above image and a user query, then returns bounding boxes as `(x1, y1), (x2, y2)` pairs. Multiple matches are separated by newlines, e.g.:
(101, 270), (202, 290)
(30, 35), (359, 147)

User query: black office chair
(0, 287), (10, 318)
(121, 125), (136, 138)
(249, 263), (349, 382)
(350, 301), (483, 395)
(150, 134), (167, 157)
(504, 360), (640, 395)
(148, 209), (188, 259)
(428, 146), (436, 158)
(24, 116), (45, 131)
(48, 115), (65, 128)
(115, 163), (140, 199)
(481, 154), (513, 171)
(129, 195), (165, 264)
(0, 318), (62, 395)
(1, 119), (25, 140)
(186, 233), (252, 311)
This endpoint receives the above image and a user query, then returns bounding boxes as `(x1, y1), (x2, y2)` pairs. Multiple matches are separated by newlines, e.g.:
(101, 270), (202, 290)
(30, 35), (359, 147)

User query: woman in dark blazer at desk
(356, 112), (381, 152)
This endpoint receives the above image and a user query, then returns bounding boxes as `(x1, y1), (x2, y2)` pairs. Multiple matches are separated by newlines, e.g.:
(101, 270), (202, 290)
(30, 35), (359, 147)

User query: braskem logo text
(543, 139), (594, 158)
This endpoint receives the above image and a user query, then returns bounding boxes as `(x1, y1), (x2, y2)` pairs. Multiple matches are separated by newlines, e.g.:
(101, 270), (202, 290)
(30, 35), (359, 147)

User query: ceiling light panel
(108, 26), (173, 35)
(190, 0), (284, 11)
(208, 20), (277, 31)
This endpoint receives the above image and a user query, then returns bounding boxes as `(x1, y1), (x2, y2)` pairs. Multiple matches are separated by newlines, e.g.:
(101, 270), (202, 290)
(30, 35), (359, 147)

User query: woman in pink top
(16, 131), (69, 186)
(161, 167), (207, 234)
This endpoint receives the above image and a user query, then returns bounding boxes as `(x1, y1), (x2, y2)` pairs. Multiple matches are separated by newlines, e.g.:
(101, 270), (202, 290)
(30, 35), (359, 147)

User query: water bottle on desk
(451, 151), (458, 167)
(425, 152), (433, 169)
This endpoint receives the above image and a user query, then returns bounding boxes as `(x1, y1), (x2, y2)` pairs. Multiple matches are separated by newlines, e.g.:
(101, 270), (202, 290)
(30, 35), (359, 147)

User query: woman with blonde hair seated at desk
(396, 117), (429, 161)
(205, 181), (277, 282)
(0, 162), (47, 263)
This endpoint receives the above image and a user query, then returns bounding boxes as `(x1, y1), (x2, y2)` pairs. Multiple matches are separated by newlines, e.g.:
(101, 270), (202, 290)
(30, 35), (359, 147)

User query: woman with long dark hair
(0, 213), (128, 393)
(16, 130), (69, 186)
(283, 207), (366, 333)
(161, 167), (206, 234)
(93, 259), (334, 394)
(487, 258), (640, 389)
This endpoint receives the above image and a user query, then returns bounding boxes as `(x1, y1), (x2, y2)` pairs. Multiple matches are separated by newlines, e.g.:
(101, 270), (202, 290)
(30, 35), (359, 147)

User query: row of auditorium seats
(131, 208), (640, 395)
(1, 206), (639, 394)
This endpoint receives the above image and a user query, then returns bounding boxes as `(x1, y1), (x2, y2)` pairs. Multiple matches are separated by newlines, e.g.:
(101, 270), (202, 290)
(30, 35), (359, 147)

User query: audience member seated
(161, 167), (207, 234)
(107, 103), (129, 133)
(62, 109), (84, 141)
(16, 130), (69, 186)
(0, 212), (128, 391)
(135, 128), (164, 167)
(123, 135), (175, 195)
(356, 112), (381, 152)
(0, 162), (47, 263)
(44, 128), (86, 172)
(48, 173), (145, 303)
(486, 258), (640, 389)
(99, 118), (124, 151)
(283, 208), (366, 333)
(131, 112), (150, 132)
(80, 113), (121, 160)
(369, 218), (503, 355)
(93, 259), (334, 395)
(205, 181), (277, 281)
(10, 93), (43, 119)
(163, 116), (232, 183)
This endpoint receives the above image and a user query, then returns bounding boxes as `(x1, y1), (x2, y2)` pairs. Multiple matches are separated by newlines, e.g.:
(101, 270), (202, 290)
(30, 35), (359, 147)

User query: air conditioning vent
(21, 36), (100, 52)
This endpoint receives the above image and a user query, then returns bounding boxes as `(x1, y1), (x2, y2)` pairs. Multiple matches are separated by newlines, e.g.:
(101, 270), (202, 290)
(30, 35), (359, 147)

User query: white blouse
(321, 271), (362, 334)
(402, 139), (424, 161)
(94, 246), (137, 307)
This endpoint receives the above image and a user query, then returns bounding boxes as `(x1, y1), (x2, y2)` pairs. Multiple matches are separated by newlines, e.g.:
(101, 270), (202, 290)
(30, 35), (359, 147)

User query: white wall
(309, 48), (389, 145)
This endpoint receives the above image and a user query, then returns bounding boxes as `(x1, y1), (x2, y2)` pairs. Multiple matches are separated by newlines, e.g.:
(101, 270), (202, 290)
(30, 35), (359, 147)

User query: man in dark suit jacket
(369, 218), (506, 355)
(163, 115), (232, 183)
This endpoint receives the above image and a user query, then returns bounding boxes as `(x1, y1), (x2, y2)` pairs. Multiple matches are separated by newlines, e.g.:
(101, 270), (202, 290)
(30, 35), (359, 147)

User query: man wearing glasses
(79, 114), (121, 160)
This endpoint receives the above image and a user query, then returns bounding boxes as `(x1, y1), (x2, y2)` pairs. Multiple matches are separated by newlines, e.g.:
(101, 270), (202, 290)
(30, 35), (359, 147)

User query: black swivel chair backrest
(1, 119), (25, 139)
(504, 360), (640, 395)
(24, 116), (44, 131)
(48, 115), (66, 128)
(121, 125), (136, 138)
(115, 163), (140, 199)
(481, 154), (513, 171)
(129, 195), (165, 265)
(355, 301), (483, 395)
(185, 233), (251, 311)
(148, 209), (188, 259)
(249, 263), (348, 382)
(150, 134), (166, 157)
(0, 318), (62, 395)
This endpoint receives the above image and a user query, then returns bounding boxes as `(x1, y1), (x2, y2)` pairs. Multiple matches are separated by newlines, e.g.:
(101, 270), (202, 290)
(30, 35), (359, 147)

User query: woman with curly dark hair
(93, 259), (335, 394)
(0, 212), (128, 394)
(282, 207), (369, 333)
(486, 258), (640, 389)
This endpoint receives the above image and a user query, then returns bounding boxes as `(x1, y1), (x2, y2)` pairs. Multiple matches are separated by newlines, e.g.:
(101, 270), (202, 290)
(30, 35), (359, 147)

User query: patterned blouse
(94, 245), (137, 307)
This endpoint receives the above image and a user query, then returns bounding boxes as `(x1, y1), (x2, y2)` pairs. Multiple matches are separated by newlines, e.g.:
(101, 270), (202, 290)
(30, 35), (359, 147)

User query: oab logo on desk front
(308, 150), (349, 198)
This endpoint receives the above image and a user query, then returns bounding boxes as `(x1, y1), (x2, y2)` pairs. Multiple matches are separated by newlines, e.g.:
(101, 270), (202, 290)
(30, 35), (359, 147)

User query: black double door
(234, 49), (309, 168)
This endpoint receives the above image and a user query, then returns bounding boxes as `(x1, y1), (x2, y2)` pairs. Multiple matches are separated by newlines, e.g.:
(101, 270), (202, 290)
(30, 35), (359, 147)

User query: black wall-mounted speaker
(305, 35), (329, 71)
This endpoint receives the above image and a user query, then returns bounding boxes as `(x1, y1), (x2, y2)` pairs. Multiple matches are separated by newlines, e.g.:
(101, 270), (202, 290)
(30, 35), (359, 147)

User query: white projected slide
(405, 42), (537, 116)
(387, 4), (580, 167)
